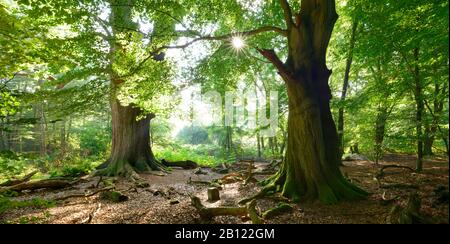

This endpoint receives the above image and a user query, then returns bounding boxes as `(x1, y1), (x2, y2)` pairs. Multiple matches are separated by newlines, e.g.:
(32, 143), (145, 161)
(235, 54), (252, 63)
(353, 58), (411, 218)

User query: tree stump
(207, 187), (220, 202)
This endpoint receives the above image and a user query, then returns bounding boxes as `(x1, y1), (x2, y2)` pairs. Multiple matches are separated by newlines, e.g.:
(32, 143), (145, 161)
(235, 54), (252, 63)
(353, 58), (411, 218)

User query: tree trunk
(6, 114), (11, 151)
(225, 126), (233, 152)
(60, 119), (67, 157)
(256, 132), (261, 158)
(261, 136), (265, 150)
(99, 94), (163, 176)
(423, 123), (433, 156)
(258, 0), (367, 204)
(374, 106), (388, 164)
(273, 136), (279, 155)
(337, 18), (358, 160)
(39, 103), (47, 157)
(413, 48), (423, 171)
(0, 118), (5, 151)
(424, 81), (445, 156)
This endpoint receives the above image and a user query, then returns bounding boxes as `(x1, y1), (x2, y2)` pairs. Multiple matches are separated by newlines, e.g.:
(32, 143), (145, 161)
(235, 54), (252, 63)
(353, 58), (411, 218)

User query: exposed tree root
(261, 202), (294, 220)
(242, 162), (368, 204)
(220, 172), (245, 184)
(380, 184), (419, 190)
(190, 196), (264, 224)
(99, 190), (129, 202)
(95, 176), (103, 188)
(161, 159), (198, 169)
(95, 157), (169, 179)
(187, 178), (222, 188)
(0, 170), (39, 187)
(375, 164), (416, 189)
(380, 191), (400, 206)
(243, 161), (258, 185)
(94, 163), (165, 183)
(187, 177), (211, 185)
(376, 165), (415, 179)
(238, 184), (277, 205)
(246, 200), (264, 224)
(54, 186), (115, 201)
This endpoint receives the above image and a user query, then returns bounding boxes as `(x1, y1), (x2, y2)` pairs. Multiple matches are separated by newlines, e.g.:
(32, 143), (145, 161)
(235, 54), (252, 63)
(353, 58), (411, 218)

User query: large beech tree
(253, 0), (367, 203)
(177, 0), (368, 203)
(15, 0), (178, 177)
(99, 1), (164, 176)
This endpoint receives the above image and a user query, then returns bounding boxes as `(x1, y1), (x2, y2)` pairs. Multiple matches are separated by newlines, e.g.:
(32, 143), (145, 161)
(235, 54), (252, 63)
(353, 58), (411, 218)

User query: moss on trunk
(255, 0), (368, 204)
(97, 98), (165, 177)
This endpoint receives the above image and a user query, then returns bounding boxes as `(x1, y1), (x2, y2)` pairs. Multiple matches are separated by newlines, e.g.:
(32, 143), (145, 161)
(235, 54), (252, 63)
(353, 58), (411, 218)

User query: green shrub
(49, 158), (100, 178)
(154, 144), (224, 167)
(0, 153), (33, 180)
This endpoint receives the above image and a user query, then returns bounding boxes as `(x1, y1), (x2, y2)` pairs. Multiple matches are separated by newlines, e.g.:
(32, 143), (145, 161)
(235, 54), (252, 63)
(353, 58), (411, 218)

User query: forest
(0, 0), (448, 225)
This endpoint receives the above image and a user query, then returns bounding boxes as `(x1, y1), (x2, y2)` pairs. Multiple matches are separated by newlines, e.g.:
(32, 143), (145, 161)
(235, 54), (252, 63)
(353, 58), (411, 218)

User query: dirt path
(0, 154), (448, 224)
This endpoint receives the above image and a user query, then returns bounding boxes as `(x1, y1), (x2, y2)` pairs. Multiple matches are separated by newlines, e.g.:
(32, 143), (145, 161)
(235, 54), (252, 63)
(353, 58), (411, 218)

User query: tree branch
(0, 71), (21, 91)
(256, 48), (296, 84)
(125, 26), (287, 77)
(279, 0), (294, 29)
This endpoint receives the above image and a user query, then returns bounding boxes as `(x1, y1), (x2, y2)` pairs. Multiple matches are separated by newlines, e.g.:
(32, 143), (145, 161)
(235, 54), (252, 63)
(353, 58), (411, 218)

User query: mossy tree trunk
(100, 93), (163, 176)
(258, 0), (367, 204)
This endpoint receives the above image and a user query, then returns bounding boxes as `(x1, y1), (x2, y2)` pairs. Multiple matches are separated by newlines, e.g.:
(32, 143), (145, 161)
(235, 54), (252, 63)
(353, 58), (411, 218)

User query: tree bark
(257, 0), (367, 204)
(99, 95), (163, 176)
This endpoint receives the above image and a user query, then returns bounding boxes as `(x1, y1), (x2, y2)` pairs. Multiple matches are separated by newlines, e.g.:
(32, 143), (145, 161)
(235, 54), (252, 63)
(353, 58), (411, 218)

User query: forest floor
(0, 153), (448, 224)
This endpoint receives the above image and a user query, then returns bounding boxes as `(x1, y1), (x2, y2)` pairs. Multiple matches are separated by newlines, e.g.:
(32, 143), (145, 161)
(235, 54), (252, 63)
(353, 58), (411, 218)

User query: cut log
(161, 159), (198, 169)
(0, 170), (38, 187)
(207, 187), (220, 202)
